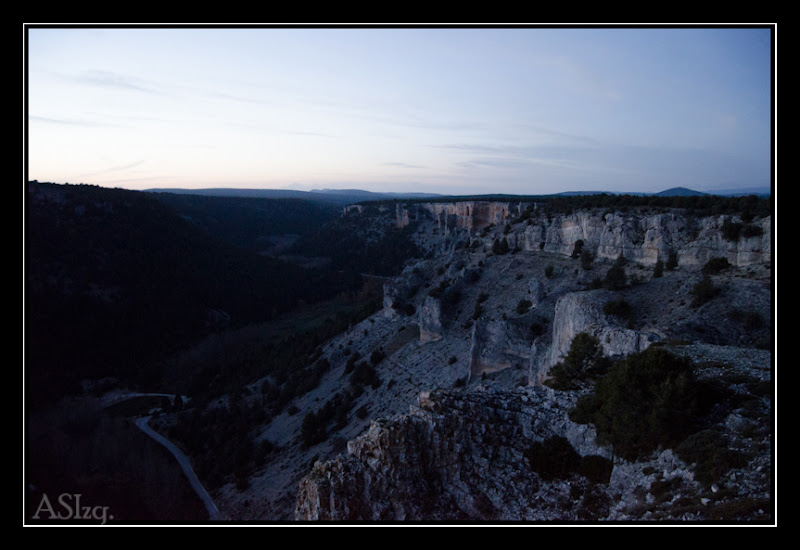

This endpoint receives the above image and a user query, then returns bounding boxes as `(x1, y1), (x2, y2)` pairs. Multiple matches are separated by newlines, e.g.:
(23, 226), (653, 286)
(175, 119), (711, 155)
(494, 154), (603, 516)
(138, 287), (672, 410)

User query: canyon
(203, 198), (772, 523)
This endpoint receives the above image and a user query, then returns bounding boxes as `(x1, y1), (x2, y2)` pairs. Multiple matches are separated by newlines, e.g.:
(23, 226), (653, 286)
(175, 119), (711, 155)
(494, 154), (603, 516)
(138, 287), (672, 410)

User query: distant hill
(654, 187), (709, 197)
(315, 189), (444, 201)
(147, 185), (770, 205)
(551, 186), (769, 198)
(147, 187), (443, 205)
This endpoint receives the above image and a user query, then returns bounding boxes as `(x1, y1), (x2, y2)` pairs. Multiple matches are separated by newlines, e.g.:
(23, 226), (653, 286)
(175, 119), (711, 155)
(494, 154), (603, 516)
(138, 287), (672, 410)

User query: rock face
(543, 290), (655, 381)
(394, 201), (770, 268)
(396, 201), (522, 235)
(418, 296), (443, 343)
(382, 271), (421, 320)
(469, 318), (533, 379)
(294, 386), (609, 521)
(528, 277), (545, 308)
(525, 211), (771, 268)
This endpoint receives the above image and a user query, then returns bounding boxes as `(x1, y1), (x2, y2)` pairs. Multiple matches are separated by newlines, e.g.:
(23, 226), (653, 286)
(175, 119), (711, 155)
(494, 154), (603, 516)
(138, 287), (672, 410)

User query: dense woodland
(370, 190), (772, 220)
(288, 203), (424, 277)
(25, 182), (408, 410)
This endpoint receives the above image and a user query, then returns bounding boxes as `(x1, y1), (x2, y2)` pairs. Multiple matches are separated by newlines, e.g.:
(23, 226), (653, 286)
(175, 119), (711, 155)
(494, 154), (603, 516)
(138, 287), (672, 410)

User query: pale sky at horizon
(25, 25), (774, 196)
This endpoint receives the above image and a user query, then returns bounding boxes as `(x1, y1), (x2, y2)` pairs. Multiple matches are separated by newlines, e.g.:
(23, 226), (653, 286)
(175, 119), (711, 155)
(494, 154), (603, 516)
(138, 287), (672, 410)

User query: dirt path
(134, 416), (226, 521)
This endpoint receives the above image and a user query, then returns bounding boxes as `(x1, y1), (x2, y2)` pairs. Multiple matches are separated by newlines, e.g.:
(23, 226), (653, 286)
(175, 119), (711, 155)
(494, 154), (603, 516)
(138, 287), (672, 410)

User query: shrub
(570, 347), (702, 461)
(603, 297), (633, 322)
(603, 255), (627, 290)
(675, 429), (747, 486)
(721, 219), (763, 241)
(702, 257), (731, 275)
(515, 299), (532, 315)
(571, 239), (584, 259)
(370, 348), (385, 366)
(721, 218), (743, 241)
(301, 411), (325, 449)
(690, 275), (719, 307)
(350, 361), (381, 390)
(344, 351), (361, 374)
(741, 224), (764, 239)
(529, 320), (546, 338)
(492, 237), (510, 255)
(525, 435), (581, 481)
(545, 265), (554, 278)
(588, 276), (603, 290)
(580, 248), (594, 270)
(653, 258), (664, 278)
(666, 249), (679, 271)
(524, 435), (613, 484)
(580, 454), (614, 484)
(546, 332), (609, 390)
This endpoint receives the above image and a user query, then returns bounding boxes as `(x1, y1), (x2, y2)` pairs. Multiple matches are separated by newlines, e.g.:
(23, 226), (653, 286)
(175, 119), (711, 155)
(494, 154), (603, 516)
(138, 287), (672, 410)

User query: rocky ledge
(294, 347), (772, 523)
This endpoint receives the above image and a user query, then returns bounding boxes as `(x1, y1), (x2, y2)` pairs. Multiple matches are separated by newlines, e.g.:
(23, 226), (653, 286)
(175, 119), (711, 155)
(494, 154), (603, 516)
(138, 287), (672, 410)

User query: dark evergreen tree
(603, 254), (627, 290)
(653, 258), (664, 278)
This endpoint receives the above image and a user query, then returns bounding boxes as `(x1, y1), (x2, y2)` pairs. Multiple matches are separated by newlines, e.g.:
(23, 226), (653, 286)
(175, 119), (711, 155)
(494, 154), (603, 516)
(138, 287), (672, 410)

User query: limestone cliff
(396, 201), (522, 235)
(468, 318), (534, 379)
(521, 211), (771, 267)
(544, 289), (656, 379)
(392, 201), (770, 268)
(294, 386), (610, 521)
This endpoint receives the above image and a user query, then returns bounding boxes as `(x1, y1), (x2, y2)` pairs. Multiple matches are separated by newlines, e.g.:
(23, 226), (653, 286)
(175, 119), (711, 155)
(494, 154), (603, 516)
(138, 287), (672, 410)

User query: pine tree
(653, 258), (664, 278)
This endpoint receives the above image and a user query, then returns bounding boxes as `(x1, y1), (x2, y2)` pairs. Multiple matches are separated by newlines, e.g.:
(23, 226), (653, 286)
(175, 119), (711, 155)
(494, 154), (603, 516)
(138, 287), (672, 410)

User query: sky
(25, 25), (774, 196)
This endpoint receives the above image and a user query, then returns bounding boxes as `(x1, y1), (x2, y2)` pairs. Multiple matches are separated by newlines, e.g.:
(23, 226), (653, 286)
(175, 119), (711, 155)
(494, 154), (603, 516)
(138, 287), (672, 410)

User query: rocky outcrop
(383, 271), (421, 320)
(542, 290), (655, 383)
(418, 296), (443, 343)
(294, 347), (772, 523)
(396, 201), (522, 235)
(469, 318), (533, 379)
(294, 386), (610, 522)
(528, 277), (545, 308)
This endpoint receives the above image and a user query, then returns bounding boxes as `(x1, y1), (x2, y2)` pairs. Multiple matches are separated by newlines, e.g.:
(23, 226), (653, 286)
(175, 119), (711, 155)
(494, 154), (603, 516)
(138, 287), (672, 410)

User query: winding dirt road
(134, 416), (226, 521)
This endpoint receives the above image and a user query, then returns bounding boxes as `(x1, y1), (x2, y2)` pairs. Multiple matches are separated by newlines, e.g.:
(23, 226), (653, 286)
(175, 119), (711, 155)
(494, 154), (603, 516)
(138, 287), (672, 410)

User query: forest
(25, 182), (418, 410)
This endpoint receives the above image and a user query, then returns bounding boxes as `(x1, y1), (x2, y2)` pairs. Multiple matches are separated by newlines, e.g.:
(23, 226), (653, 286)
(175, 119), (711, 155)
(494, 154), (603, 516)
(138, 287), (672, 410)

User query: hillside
(25, 182), (361, 408)
(150, 192), (341, 254)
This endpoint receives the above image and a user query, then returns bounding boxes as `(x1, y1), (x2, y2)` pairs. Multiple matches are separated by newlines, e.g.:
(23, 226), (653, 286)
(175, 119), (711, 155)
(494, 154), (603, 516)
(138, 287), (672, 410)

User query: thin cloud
(78, 160), (146, 179)
(382, 162), (427, 169)
(73, 69), (162, 94)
